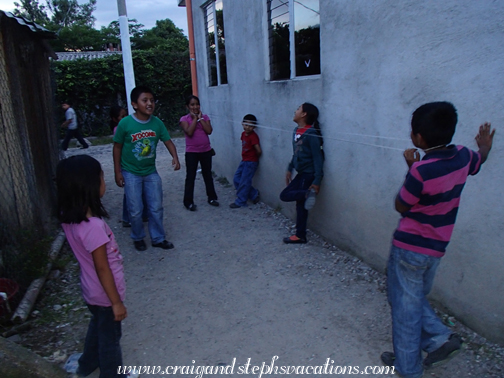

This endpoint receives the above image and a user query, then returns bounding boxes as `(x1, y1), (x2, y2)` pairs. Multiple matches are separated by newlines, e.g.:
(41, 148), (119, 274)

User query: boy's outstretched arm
(163, 140), (181, 170)
(475, 122), (495, 164)
(113, 142), (124, 187)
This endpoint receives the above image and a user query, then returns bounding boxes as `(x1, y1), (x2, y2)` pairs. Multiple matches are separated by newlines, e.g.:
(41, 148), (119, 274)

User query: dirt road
(61, 140), (502, 378)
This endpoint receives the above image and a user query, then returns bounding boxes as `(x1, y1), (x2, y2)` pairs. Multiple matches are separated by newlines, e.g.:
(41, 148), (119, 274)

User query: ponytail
(303, 103), (324, 160)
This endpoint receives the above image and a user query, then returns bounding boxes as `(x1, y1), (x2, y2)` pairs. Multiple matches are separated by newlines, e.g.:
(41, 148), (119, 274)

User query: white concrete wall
(190, 0), (504, 344)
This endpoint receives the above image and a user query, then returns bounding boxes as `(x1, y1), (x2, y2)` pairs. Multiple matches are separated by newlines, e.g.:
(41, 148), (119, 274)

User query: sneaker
(134, 240), (147, 251)
(283, 235), (307, 244)
(423, 333), (463, 369)
(380, 351), (395, 367)
(64, 353), (82, 373)
(252, 191), (260, 204)
(122, 221), (131, 228)
(152, 240), (175, 249)
(304, 188), (317, 210)
(229, 203), (241, 209)
(208, 199), (219, 207)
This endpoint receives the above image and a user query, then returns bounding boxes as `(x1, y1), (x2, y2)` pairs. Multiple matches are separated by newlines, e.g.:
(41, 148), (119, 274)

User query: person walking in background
(179, 95), (219, 211)
(61, 101), (88, 151)
(230, 114), (262, 208)
(280, 103), (324, 244)
(381, 102), (495, 378)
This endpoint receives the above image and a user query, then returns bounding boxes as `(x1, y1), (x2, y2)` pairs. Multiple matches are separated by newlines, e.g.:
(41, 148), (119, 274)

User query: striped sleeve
(397, 166), (423, 207)
(468, 149), (482, 176)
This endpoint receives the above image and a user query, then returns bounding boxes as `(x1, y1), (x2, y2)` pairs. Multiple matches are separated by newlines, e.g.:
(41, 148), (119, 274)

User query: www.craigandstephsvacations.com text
(117, 356), (395, 377)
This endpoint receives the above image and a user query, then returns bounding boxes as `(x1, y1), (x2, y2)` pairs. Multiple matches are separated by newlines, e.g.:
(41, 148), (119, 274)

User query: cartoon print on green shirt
(133, 138), (155, 160)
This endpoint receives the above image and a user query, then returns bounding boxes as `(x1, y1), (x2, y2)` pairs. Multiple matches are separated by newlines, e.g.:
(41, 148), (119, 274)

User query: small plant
(216, 175), (231, 188)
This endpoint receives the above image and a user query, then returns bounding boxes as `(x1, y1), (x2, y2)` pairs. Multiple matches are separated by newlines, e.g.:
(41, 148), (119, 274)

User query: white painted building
(181, 0), (504, 344)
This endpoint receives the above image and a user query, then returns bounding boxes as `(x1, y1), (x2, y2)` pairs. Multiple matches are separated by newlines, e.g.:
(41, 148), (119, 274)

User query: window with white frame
(267, 0), (320, 80)
(203, 0), (227, 86)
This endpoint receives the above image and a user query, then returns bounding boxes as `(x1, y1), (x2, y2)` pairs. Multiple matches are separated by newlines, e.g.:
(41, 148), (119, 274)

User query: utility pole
(117, 0), (136, 114)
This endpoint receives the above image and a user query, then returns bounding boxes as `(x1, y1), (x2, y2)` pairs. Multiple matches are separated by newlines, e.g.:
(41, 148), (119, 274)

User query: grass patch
(90, 135), (113, 146)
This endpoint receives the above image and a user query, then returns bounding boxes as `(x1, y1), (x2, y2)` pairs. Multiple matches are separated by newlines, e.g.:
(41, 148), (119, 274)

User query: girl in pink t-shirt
(57, 155), (135, 378)
(179, 95), (219, 210)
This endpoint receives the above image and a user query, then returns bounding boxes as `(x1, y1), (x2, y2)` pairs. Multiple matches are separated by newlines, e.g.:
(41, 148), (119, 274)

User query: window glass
(268, 0), (320, 80)
(204, 0), (227, 86)
(205, 4), (217, 86)
(294, 0), (320, 77)
(268, 0), (290, 80)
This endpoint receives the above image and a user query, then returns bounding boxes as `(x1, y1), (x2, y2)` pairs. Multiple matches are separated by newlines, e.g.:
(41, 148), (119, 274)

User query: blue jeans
(77, 305), (124, 378)
(122, 170), (165, 244)
(122, 193), (148, 223)
(233, 161), (259, 206)
(387, 245), (452, 378)
(279, 172), (314, 239)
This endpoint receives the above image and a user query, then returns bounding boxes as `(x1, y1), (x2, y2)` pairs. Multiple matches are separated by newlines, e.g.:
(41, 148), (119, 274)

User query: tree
(46, 0), (97, 28)
(133, 19), (188, 52)
(51, 23), (103, 51)
(100, 19), (144, 46)
(13, 0), (49, 25)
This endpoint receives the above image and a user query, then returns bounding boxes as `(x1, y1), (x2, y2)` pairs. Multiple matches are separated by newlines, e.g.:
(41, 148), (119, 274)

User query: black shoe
(380, 351), (395, 367)
(80, 145), (89, 149)
(208, 199), (219, 207)
(185, 204), (197, 211)
(134, 240), (147, 251)
(229, 203), (241, 209)
(283, 235), (307, 244)
(122, 221), (131, 228)
(252, 191), (260, 204)
(152, 240), (174, 249)
(423, 333), (463, 369)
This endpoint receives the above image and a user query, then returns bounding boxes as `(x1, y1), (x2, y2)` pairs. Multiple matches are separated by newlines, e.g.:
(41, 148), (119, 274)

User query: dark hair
(109, 105), (125, 132)
(302, 102), (324, 158)
(56, 155), (108, 224)
(62, 100), (72, 106)
(185, 95), (200, 106)
(242, 114), (257, 127)
(131, 86), (154, 104)
(411, 102), (457, 147)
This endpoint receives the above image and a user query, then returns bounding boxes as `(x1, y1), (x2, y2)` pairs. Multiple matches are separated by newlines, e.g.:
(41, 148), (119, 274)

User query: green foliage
(50, 22), (103, 51)
(133, 19), (188, 52)
(13, 0), (49, 25)
(100, 19), (144, 46)
(53, 50), (192, 135)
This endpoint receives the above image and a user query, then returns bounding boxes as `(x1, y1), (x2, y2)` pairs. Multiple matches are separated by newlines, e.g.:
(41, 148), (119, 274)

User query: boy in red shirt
(230, 114), (262, 208)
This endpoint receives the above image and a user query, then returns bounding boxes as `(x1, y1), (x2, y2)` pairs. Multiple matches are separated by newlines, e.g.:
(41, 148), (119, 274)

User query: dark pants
(77, 305), (123, 378)
(280, 172), (314, 239)
(61, 128), (88, 151)
(184, 151), (218, 207)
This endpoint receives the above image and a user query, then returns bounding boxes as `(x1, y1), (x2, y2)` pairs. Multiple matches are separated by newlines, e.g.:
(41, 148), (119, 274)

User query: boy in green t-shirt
(113, 86), (180, 251)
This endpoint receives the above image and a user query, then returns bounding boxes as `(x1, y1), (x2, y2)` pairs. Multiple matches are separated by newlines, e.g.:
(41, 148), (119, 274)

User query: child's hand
(285, 171), (292, 185)
(112, 302), (127, 321)
(403, 148), (420, 168)
(172, 158), (181, 171)
(115, 172), (125, 187)
(475, 122), (495, 149)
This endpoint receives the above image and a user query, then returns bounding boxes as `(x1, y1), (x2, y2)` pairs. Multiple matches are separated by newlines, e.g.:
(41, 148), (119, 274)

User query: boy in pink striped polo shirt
(381, 102), (495, 378)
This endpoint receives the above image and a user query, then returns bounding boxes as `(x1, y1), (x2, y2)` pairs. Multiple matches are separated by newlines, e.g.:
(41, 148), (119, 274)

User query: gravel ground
(8, 140), (504, 378)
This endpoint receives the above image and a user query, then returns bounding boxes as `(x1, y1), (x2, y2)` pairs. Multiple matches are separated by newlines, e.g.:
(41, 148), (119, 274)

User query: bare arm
(180, 116), (197, 137)
(113, 142), (124, 187)
(395, 194), (411, 214)
(475, 122), (495, 164)
(163, 140), (181, 170)
(61, 119), (71, 128)
(254, 144), (262, 157)
(92, 245), (127, 321)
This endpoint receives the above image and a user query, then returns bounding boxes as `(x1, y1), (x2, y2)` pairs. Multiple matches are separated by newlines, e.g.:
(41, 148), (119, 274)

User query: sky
(0, 0), (189, 33)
